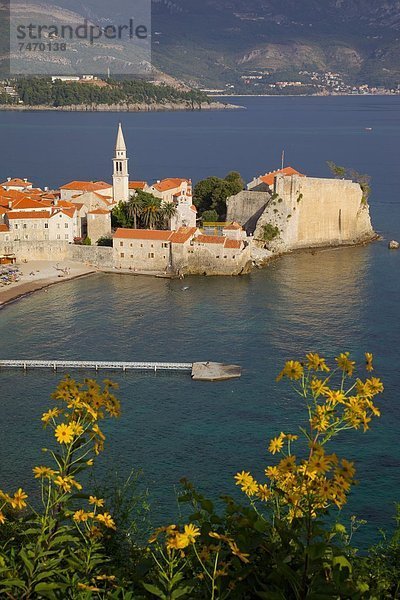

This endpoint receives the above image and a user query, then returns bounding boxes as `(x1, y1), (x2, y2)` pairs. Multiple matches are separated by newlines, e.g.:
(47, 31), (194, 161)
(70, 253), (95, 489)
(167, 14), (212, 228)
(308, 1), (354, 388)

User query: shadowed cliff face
(151, 0), (400, 87)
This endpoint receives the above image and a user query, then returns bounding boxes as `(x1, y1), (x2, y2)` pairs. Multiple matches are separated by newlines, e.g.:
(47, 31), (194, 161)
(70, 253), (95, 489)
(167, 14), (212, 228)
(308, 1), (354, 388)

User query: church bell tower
(113, 123), (129, 203)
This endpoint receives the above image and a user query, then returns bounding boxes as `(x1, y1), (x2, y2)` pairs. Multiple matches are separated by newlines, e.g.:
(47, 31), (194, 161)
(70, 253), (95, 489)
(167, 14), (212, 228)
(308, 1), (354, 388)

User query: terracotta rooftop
(195, 234), (225, 245)
(129, 181), (147, 190)
(0, 178), (32, 187)
(223, 222), (242, 231)
(169, 227), (197, 244)
(60, 181), (111, 192)
(224, 239), (242, 249)
(260, 166), (304, 186)
(12, 197), (52, 210)
(88, 208), (110, 215)
(0, 224), (9, 232)
(113, 228), (173, 241)
(7, 210), (51, 220)
(153, 178), (188, 192)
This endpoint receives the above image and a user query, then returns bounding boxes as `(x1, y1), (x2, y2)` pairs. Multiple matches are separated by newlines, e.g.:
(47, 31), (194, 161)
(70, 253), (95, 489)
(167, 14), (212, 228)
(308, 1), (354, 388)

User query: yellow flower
(149, 525), (177, 543)
(257, 484), (271, 501)
(96, 512), (116, 529)
(325, 390), (346, 406)
(86, 459), (94, 466)
(338, 459), (355, 481)
(183, 524), (200, 543)
(33, 466), (56, 479)
(234, 471), (253, 487)
(92, 424), (106, 441)
(335, 352), (355, 376)
(54, 476), (72, 493)
(277, 360), (304, 381)
(55, 423), (74, 445)
(89, 496), (105, 508)
(310, 378), (330, 397)
(307, 452), (332, 476)
(70, 421), (84, 437)
(77, 583), (101, 592)
(365, 377), (384, 396)
(265, 466), (279, 479)
(0, 511), (5, 525)
(278, 455), (297, 474)
(228, 541), (250, 564)
(166, 532), (189, 550)
(10, 488), (28, 510)
(317, 478), (336, 502)
(286, 434), (298, 442)
(73, 509), (91, 523)
(306, 353), (330, 372)
(268, 436), (285, 455)
(365, 352), (374, 372)
(41, 408), (60, 425)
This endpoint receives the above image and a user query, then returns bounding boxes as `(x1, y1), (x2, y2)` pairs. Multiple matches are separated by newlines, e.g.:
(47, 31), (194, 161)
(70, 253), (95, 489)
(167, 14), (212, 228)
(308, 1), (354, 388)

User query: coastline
(0, 101), (242, 113)
(0, 261), (96, 309)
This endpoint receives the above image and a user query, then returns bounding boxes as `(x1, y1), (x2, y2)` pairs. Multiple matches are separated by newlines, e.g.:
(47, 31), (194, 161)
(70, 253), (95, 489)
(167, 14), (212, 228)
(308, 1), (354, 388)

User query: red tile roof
(129, 181), (147, 190)
(0, 224), (9, 232)
(169, 227), (197, 244)
(113, 228), (172, 241)
(0, 178), (32, 187)
(260, 167), (304, 186)
(7, 210), (50, 220)
(195, 234), (225, 245)
(88, 208), (110, 215)
(60, 181), (111, 191)
(153, 178), (188, 192)
(224, 239), (242, 249)
(223, 222), (242, 230)
(12, 197), (51, 210)
(190, 205), (197, 212)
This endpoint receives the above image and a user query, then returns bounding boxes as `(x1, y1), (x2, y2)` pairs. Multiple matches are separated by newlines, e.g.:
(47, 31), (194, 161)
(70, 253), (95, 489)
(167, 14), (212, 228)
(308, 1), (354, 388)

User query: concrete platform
(191, 362), (242, 381)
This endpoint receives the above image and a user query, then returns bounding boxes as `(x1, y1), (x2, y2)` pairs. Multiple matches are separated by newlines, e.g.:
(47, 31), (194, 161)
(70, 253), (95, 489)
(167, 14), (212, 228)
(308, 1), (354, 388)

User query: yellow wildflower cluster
(72, 495), (116, 538)
(236, 352), (383, 521)
(149, 523), (200, 550)
(0, 487), (28, 524)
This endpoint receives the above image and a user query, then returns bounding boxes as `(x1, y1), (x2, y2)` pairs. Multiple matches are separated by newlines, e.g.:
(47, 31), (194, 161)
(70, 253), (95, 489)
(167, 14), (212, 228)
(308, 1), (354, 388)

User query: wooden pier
(0, 360), (241, 381)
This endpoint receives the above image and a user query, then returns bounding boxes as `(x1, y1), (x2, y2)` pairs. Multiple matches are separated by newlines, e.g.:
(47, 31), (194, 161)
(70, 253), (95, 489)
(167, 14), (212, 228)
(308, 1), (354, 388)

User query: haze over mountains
(2, 0), (400, 88)
(151, 0), (400, 87)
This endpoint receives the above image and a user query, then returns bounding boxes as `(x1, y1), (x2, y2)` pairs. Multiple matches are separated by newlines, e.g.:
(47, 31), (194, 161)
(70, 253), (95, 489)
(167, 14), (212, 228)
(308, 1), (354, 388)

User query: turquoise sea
(0, 96), (400, 547)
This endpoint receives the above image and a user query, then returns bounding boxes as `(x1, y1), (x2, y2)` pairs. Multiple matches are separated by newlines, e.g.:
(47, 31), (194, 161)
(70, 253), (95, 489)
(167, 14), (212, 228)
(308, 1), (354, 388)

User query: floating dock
(0, 360), (241, 382)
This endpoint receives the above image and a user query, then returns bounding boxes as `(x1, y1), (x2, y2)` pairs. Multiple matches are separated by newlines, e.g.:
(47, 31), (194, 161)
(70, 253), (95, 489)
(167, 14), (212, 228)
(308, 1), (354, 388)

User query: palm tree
(161, 202), (178, 230)
(141, 195), (162, 230)
(127, 194), (143, 229)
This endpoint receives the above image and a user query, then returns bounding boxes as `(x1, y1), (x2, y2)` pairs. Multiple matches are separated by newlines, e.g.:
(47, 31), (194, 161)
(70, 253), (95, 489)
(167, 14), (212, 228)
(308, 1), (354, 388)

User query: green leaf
(142, 582), (166, 598)
(171, 586), (193, 599)
(332, 555), (352, 572)
(200, 499), (214, 513)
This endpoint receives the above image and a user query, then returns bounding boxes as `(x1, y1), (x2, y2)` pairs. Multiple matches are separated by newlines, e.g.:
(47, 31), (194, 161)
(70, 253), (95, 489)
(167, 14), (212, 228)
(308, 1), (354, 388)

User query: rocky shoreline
(0, 101), (242, 113)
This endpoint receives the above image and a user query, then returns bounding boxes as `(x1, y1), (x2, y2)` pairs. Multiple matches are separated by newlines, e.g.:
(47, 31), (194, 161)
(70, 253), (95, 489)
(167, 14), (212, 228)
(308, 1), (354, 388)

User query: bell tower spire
(113, 123), (129, 203)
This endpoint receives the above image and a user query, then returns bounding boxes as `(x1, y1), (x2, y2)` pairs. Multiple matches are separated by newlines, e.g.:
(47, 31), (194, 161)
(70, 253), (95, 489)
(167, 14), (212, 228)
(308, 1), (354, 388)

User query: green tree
(193, 171), (244, 219)
(97, 236), (113, 247)
(141, 193), (163, 230)
(127, 193), (144, 229)
(327, 161), (371, 203)
(201, 209), (219, 223)
(161, 202), (178, 229)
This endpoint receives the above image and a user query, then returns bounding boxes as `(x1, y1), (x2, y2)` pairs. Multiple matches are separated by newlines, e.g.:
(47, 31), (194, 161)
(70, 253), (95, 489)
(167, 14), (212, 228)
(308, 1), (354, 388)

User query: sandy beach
(0, 260), (96, 308)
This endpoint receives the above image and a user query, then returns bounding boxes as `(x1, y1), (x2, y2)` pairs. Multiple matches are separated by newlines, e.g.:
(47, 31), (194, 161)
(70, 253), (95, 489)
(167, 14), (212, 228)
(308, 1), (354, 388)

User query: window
(151, 244), (154, 248)
(65, 234), (69, 239)
(130, 243), (132, 247)
(148, 252), (155, 259)
(140, 243), (143, 248)
(120, 252), (125, 258)
(57, 234), (61, 240)
(120, 241), (123, 247)
(130, 254), (133, 259)
(162, 243), (169, 248)
(15, 224), (18, 229)
(23, 224), (27, 229)
(65, 223), (68, 228)
(44, 223), (48, 229)
(24, 235), (28, 240)
(224, 255), (227, 259)
(57, 224), (60, 229)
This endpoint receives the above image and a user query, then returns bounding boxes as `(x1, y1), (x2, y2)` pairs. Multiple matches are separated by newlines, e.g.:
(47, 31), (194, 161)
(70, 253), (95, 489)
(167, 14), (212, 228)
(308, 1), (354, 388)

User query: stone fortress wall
(227, 174), (375, 253)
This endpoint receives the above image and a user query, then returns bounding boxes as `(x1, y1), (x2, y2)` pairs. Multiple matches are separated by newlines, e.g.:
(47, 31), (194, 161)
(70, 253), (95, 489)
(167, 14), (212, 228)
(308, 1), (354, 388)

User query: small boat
(365, 127), (373, 131)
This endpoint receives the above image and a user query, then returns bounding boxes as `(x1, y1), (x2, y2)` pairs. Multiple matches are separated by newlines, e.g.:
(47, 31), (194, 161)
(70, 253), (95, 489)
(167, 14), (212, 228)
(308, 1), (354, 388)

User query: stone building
(5, 208), (76, 242)
(87, 209), (112, 244)
(60, 181), (113, 202)
(247, 167), (304, 192)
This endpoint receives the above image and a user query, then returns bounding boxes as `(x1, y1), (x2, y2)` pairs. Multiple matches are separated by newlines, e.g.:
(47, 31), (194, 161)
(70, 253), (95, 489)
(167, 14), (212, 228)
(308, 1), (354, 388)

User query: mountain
(151, 0), (400, 88)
